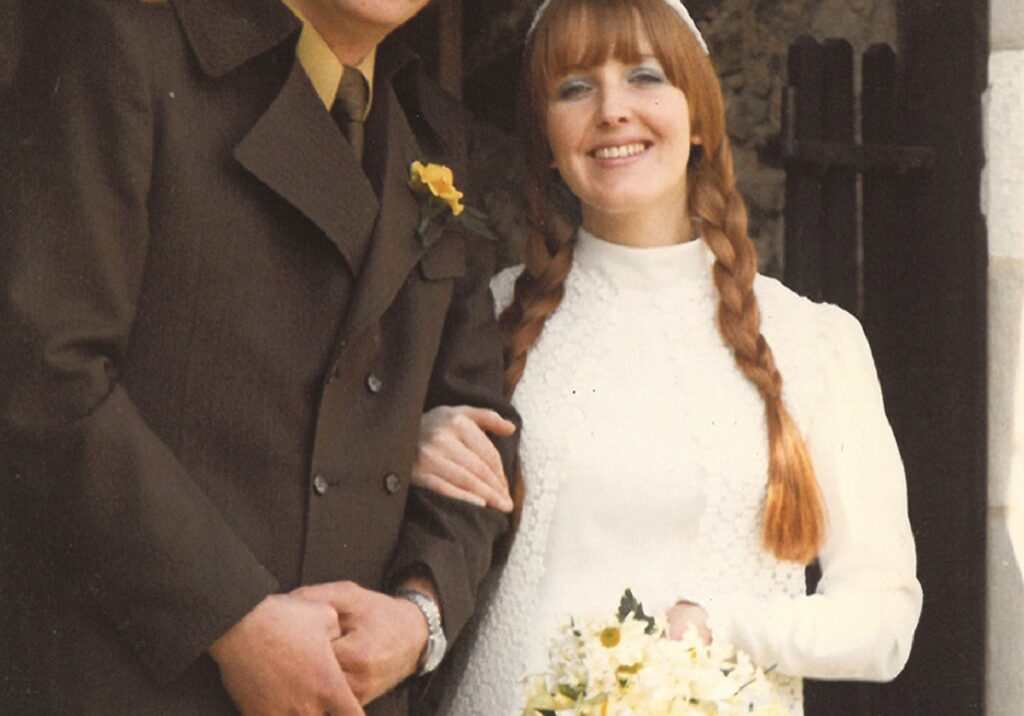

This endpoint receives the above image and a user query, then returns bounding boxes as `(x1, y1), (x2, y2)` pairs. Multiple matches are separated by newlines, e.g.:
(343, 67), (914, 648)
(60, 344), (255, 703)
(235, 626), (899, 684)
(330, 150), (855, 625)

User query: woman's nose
(596, 86), (631, 126)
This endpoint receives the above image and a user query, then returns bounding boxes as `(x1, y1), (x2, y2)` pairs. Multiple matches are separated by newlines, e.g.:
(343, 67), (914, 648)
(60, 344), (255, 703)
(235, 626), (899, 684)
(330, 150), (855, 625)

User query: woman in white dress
(410, 0), (922, 713)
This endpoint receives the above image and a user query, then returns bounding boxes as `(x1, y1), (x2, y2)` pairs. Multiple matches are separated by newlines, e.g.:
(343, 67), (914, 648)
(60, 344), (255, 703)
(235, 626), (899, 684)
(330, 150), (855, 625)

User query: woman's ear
(691, 133), (704, 146)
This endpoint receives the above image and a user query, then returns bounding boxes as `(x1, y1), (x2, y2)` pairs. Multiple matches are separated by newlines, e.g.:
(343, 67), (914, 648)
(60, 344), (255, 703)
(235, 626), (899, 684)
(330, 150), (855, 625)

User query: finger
(322, 665), (365, 716)
(439, 431), (506, 493)
(413, 472), (488, 508)
(332, 641), (375, 705)
(456, 419), (511, 489)
(420, 438), (498, 493)
(432, 449), (512, 510)
(292, 581), (360, 616)
(332, 637), (361, 680)
(459, 406), (517, 436)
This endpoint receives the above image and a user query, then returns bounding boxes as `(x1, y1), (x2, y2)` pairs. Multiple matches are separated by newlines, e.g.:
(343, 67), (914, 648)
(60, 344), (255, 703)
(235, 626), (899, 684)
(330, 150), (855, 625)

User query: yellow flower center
(600, 626), (621, 648)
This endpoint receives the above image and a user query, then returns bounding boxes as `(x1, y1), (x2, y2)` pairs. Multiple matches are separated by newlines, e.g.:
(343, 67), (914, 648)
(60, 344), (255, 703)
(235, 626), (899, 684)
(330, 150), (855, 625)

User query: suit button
(383, 473), (401, 494)
(366, 373), (383, 394)
(312, 474), (329, 496)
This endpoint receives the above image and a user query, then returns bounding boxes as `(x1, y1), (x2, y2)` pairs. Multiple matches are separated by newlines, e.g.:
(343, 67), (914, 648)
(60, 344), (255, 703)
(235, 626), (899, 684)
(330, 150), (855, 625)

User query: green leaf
(457, 212), (498, 241)
(557, 684), (581, 701)
(617, 588), (640, 622)
(616, 588), (657, 634)
(416, 213), (431, 240)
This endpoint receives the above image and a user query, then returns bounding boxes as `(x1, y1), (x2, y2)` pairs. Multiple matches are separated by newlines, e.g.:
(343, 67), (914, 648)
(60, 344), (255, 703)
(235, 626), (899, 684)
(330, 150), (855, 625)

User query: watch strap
(395, 588), (447, 674)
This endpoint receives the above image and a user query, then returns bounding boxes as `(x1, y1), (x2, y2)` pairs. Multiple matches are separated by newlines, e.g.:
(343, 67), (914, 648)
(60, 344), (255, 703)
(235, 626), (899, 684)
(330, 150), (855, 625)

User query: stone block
(988, 257), (1024, 510)
(984, 51), (1024, 260)
(987, 513), (1024, 715)
(992, 0), (1024, 51)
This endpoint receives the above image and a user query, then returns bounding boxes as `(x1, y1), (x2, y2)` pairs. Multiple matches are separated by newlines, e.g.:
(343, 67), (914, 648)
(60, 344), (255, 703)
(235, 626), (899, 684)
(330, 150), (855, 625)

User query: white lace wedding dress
(440, 229), (921, 715)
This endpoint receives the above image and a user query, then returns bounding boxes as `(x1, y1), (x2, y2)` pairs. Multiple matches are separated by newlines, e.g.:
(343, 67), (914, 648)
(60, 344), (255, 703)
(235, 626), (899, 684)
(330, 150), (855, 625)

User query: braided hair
(502, 0), (823, 564)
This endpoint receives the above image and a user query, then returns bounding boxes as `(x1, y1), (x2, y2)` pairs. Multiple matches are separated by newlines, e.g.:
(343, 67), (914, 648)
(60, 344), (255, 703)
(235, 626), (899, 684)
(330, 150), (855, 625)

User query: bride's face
(544, 38), (697, 226)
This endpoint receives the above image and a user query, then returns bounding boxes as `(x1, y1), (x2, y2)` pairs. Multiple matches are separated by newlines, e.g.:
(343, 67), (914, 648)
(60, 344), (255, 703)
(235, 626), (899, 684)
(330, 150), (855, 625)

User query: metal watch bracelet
(395, 588), (447, 674)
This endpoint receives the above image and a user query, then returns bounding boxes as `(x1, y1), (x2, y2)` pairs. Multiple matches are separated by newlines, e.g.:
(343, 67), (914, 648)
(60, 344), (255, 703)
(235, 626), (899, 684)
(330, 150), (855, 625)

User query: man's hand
(209, 594), (365, 716)
(293, 581), (430, 706)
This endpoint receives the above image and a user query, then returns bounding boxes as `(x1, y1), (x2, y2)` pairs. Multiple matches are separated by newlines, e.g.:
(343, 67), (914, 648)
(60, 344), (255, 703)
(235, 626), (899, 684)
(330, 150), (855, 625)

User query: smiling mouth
(591, 142), (650, 160)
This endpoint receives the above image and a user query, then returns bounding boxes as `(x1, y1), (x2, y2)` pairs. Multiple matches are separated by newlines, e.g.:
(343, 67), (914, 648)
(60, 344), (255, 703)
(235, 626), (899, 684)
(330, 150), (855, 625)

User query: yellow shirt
(280, 0), (376, 115)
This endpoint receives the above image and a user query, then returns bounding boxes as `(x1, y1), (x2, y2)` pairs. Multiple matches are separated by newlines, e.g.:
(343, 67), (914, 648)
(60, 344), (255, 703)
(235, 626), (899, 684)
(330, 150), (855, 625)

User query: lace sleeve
(707, 304), (922, 682)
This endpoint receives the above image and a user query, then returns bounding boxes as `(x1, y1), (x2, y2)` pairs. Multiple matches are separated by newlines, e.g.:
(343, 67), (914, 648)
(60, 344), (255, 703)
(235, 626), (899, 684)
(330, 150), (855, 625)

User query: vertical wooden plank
(783, 36), (825, 301)
(861, 44), (902, 420)
(820, 39), (858, 314)
(437, 0), (463, 98)
(393, 5), (439, 80)
(0, 0), (23, 89)
(859, 50), (915, 710)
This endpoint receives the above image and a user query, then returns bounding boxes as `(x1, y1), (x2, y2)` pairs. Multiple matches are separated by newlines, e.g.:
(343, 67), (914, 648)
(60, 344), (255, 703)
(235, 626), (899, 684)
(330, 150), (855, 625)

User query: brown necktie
(333, 66), (369, 163)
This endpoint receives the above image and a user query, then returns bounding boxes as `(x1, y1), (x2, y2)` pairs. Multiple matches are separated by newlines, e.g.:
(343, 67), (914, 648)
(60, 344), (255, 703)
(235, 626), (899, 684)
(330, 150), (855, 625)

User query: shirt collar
(280, 0), (376, 115)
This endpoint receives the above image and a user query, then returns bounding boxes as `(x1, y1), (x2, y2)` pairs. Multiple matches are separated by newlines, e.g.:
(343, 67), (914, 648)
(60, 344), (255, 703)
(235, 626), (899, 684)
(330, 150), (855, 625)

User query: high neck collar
(574, 227), (713, 289)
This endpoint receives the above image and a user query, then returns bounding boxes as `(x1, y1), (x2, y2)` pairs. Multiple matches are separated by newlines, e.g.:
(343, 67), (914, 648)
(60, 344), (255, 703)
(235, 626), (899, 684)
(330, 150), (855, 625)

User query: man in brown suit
(0, 0), (516, 713)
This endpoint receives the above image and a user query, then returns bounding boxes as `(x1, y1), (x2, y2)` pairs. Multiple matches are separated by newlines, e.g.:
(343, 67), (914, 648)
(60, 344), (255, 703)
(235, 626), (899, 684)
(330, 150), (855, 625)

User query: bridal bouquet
(522, 590), (786, 716)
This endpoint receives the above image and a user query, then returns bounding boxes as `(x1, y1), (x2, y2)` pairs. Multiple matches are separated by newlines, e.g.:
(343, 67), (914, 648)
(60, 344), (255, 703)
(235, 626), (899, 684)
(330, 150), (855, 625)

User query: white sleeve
(707, 306), (923, 682)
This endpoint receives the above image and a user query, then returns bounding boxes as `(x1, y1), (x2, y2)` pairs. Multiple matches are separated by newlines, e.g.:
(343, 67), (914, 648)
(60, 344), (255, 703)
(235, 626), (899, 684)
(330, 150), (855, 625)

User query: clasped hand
(210, 581), (429, 715)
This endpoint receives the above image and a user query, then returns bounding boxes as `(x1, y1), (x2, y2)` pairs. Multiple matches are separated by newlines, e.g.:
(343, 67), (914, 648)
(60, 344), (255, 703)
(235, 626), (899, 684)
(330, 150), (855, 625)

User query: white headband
(528, 0), (709, 55)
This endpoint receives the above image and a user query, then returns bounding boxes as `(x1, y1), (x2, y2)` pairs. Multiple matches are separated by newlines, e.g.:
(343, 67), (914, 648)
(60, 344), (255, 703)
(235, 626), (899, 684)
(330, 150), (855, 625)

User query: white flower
(523, 591), (782, 715)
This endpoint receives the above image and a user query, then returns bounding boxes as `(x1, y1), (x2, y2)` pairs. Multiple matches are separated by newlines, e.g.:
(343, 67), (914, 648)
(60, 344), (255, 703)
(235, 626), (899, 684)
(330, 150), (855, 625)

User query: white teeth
(593, 143), (647, 159)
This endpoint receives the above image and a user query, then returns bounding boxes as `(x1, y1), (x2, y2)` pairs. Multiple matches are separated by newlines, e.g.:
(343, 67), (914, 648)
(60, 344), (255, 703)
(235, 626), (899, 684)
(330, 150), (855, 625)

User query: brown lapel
(339, 45), (470, 342)
(172, 0), (379, 274)
(233, 60), (379, 272)
(340, 79), (428, 342)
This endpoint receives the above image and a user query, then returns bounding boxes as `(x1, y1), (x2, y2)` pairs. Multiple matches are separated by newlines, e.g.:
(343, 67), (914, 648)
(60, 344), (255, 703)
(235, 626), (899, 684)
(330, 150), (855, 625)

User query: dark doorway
(410, 1), (990, 713)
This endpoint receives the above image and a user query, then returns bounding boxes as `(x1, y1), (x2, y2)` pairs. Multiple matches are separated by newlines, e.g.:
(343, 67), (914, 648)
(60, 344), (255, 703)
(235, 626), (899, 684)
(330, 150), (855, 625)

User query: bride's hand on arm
(411, 405), (516, 512)
(666, 600), (712, 644)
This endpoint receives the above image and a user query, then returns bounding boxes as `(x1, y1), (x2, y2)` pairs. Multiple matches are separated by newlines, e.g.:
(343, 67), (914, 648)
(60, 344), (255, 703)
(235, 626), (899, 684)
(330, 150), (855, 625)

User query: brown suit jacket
(0, 1), (514, 713)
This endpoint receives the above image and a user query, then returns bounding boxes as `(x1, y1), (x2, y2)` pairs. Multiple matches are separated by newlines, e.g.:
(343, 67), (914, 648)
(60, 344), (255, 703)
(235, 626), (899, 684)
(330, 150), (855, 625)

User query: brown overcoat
(0, 0), (515, 713)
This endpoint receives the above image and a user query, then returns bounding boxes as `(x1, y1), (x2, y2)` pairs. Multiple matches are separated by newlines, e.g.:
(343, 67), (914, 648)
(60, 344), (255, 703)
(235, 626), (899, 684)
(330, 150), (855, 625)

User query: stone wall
(464, 0), (897, 275)
(700, 0), (896, 274)
(985, 0), (1024, 712)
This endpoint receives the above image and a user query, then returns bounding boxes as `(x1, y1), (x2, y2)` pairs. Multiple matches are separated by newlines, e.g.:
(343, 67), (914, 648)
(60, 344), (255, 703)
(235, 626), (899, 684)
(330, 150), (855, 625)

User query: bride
(411, 0), (922, 713)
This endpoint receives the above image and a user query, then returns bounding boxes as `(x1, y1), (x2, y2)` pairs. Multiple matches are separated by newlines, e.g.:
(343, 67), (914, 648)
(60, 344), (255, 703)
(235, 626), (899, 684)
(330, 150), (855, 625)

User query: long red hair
(500, 0), (824, 564)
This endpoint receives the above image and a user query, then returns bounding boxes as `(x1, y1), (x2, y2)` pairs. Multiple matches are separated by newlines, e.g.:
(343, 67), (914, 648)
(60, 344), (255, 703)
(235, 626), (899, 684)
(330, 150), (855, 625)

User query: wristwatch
(395, 588), (447, 674)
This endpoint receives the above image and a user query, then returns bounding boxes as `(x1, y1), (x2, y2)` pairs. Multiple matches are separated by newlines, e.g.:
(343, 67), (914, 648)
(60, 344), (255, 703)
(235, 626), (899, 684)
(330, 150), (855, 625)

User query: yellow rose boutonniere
(408, 161), (497, 245)
(409, 160), (465, 216)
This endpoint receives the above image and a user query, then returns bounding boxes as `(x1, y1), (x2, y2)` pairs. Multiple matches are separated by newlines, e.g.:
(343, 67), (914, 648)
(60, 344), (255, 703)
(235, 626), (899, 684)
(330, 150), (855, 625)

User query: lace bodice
(440, 229), (921, 715)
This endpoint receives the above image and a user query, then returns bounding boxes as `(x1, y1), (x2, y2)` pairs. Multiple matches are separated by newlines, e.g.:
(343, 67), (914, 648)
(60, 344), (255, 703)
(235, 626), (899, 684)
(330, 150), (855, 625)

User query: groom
(0, 0), (514, 714)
